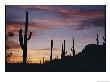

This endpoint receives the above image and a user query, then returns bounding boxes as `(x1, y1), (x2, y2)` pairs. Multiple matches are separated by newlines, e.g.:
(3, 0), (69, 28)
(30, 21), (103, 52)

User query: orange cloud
(20, 5), (56, 13)
(32, 18), (80, 27)
(6, 40), (21, 50)
(32, 48), (60, 51)
(59, 9), (105, 19)
(6, 21), (49, 34)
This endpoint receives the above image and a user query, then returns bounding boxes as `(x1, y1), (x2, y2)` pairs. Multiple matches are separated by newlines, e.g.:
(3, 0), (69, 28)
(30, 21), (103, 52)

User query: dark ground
(5, 62), (106, 72)
(5, 44), (106, 72)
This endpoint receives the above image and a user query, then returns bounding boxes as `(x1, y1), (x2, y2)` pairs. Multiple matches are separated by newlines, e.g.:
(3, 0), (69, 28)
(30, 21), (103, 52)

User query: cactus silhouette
(103, 37), (105, 42)
(50, 40), (53, 61)
(63, 40), (67, 55)
(96, 34), (99, 45)
(61, 40), (67, 59)
(40, 60), (41, 64)
(103, 36), (106, 45)
(57, 56), (58, 59)
(43, 57), (45, 64)
(19, 11), (32, 64)
(61, 43), (63, 59)
(71, 37), (75, 56)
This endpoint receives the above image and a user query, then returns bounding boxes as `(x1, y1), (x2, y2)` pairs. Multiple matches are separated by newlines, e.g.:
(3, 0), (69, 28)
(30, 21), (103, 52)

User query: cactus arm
(27, 32), (32, 40)
(103, 36), (106, 42)
(21, 42), (24, 50)
(19, 29), (24, 50)
(20, 39), (24, 50)
(71, 47), (73, 51)
(65, 51), (67, 54)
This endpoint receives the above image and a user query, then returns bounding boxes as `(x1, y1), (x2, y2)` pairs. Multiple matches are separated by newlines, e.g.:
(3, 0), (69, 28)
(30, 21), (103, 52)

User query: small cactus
(96, 34), (99, 45)
(61, 40), (67, 59)
(40, 60), (41, 64)
(63, 40), (67, 54)
(43, 57), (45, 64)
(71, 37), (75, 56)
(103, 36), (106, 44)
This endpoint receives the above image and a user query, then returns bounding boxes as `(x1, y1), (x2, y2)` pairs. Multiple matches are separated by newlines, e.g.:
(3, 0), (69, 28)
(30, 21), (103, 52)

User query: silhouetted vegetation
(71, 37), (75, 56)
(5, 11), (106, 72)
(50, 40), (53, 61)
(61, 40), (67, 60)
(19, 11), (32, 64)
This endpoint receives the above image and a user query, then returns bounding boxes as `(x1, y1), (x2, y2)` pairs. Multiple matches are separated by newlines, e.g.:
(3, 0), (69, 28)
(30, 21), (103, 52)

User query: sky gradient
(6, 5), (105, 63)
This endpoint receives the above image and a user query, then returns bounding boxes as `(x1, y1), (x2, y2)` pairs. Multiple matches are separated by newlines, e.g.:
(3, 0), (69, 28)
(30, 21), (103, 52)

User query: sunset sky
(6, 5), (105, 63)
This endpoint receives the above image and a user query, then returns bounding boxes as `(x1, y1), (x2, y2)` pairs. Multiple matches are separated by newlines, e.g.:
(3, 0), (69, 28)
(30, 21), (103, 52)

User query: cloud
(7, 6), (105, 19)
(6, 5), (105, 32)
(6, 20), (49, 34)
(19, 5), (105, 19)
(32, 48), (60, 51)
(75, 17), (105, 31)
(59, 9), (105, 19)
(19, 5), (105, 30)
(19, 5), (57, 13)
(6, 14), (20, 20)
(32, 18), (80, 27)
(6, 40), (21, 49)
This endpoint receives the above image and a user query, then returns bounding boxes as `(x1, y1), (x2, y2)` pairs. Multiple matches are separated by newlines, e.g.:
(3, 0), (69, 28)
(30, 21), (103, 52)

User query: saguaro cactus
(61, 40), (67, 59)
(61, 43), (64, 59)
(50, 40), (53, 61)
(71, 37), (75, 56)
(63, 40), (66, 54)
(19, 11), (32, 64)
(43, 57), (45, 64)
(96, 34), (99, 45)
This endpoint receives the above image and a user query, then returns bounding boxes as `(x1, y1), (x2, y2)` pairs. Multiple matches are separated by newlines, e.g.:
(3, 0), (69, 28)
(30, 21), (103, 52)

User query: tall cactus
(50, 40), (53, 61)
(96, 34), (99, 45)
(19, 11), (32, 64)
(71, 37), (75, 56)
(61, 40), (67, 59)
(63, 40), (67, 55)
